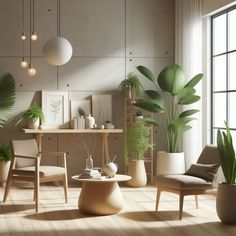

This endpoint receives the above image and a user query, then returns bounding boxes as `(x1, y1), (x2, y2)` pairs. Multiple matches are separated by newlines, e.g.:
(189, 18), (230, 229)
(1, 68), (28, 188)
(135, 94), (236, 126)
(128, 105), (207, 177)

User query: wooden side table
(72, 174), (131, 215)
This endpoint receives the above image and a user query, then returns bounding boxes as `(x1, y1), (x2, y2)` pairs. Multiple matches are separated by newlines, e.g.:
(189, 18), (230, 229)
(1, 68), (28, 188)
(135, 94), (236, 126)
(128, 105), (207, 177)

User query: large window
(211, 6), (236, 146)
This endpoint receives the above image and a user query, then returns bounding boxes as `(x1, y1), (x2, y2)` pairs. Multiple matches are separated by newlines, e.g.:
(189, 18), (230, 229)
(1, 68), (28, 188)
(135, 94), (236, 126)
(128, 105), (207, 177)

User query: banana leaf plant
(135, 64), (203, 153)
(0, 73), (16, 127)
(217, 122), (236, 184)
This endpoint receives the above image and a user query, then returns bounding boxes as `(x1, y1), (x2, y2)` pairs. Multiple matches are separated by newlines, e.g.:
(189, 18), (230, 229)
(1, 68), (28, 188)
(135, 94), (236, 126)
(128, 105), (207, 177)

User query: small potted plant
(0, 144), (12, 185)
(118, 72), (143, 100)
(216, 122), (236, 224)
(135, 110), (143, 122)
(126, 122), (151, 187)
(23, 105), (44, 129)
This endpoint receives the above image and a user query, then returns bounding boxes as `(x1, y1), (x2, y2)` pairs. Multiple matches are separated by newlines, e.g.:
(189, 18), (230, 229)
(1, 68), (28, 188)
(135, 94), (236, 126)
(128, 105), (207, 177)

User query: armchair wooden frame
(3, 144), (68, 213)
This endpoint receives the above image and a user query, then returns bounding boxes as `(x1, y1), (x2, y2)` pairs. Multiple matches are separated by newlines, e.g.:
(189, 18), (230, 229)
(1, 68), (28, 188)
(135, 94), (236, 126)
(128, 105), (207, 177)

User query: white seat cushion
(15, 166), (65, 177)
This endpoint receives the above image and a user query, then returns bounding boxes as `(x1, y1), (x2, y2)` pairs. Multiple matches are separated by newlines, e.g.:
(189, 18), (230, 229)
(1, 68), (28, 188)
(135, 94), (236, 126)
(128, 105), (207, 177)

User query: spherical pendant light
(43, 37), (72, 66)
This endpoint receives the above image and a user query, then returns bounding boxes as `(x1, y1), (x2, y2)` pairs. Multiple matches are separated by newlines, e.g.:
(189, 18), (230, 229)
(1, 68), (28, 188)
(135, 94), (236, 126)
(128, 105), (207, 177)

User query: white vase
(127, 159), (147, 187)
(0, 161), (10, 185)
(28, 117), (40, 129)
(85, 114), (95, 129)
(156, 151), (185, 175)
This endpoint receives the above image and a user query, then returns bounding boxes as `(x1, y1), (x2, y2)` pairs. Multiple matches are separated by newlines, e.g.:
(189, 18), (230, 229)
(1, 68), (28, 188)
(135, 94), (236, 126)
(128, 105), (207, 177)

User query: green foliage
(136, 64), (203, 153)
(118, 72), (144, 97)
(0, 144), (12, 163)
(23, 105), (45, 122)
(217, 122), (236, 184)
(126, 122), (151, 160)
(0, 73), (16, 127)
(78, 108), (86, 117)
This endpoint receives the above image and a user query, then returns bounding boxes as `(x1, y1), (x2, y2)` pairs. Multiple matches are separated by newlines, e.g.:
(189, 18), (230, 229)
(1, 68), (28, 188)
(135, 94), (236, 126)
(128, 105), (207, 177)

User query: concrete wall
(0, 0), (175, 179)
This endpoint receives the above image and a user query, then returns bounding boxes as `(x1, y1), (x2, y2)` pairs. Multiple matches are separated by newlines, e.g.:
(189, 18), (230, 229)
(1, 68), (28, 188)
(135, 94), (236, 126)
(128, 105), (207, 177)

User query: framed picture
(70, 99), (91, 119)
(42, 91), (69, 128)
(92, 94), (112, 125)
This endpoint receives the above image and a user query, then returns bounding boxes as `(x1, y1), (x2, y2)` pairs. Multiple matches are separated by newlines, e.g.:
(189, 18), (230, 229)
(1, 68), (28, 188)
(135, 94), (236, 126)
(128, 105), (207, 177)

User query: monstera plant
(0, 73), (16, 127)
(135, 64), (203, 153)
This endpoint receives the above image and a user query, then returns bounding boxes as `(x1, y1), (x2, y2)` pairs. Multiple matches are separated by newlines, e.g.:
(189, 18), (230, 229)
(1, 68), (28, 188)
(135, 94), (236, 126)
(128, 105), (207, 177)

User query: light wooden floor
(0, 184), (236, 236)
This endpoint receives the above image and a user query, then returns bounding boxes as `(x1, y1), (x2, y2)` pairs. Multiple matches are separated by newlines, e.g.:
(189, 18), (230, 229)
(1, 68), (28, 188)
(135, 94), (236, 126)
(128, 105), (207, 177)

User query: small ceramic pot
(102, 162), (118, 177)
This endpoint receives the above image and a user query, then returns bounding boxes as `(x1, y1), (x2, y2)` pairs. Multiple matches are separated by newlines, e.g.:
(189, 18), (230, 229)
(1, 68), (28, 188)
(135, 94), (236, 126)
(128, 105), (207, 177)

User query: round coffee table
(72, 174), (131, 215)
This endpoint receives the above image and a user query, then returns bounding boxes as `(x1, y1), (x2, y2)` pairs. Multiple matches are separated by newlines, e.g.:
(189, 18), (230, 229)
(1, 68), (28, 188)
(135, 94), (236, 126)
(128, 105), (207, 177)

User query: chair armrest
(14, 154), (39, 160)
(40, 151), (66, 158)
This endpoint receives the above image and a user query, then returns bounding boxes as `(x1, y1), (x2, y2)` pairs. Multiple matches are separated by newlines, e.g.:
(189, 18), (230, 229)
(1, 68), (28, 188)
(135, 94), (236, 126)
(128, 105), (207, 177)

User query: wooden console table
(23, 129), (123, 165)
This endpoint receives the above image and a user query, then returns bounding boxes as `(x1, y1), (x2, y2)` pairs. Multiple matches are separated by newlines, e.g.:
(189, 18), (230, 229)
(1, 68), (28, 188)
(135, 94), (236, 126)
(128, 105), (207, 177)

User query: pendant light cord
(32, 0), (35, 32)
(57, 0), (60, 36)
(22, 0), (25, 57)
(29, 0), (32, 64)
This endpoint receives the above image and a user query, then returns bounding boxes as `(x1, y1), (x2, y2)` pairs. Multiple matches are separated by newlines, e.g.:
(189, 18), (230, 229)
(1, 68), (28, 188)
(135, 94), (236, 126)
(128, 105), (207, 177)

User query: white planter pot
(0, 161), (10, 184)
(127, 159), (147, 187)
(216, 183), (236, 224)
(156, 151), (185, 176)
(28, 117), (40, 129)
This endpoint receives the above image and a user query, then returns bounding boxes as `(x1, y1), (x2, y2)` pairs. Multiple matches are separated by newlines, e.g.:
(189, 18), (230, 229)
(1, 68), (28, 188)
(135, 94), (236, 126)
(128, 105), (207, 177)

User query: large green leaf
(179, 109), (199, 118)
(0, 73), (16, 127)
(142, 116), (159, 126)
(157, 64), (185, 95)
(145, 90), (164, 109)
(135, 100), (163, 113)
(179, 95), (200, 105)
(185, 73), (203, 88)
(178, 87), (196, 98)
(136, 65), (155, 83)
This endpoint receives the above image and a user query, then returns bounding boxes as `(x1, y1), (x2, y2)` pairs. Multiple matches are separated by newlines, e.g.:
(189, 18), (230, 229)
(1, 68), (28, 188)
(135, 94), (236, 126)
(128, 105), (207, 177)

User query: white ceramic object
(102, 162), (118, 177)
(77, 116), (85, 129)
(85, 114), (95, 129)
(105, 122), (114, 129)
(156, 151), (185, 175)
(28, 117), (40, 129)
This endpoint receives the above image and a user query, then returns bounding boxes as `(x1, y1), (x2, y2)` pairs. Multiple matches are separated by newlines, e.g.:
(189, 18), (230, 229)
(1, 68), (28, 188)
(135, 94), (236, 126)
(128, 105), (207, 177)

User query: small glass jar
(86, 155), (93, 169)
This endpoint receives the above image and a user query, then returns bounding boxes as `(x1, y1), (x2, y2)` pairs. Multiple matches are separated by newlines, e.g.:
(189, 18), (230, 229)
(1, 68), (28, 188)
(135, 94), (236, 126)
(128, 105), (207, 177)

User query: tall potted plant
(216, 122), (236, 224)
(23, 105), (45, 129)
(126, 122), (151, 187)
(135, 64), (203, 174)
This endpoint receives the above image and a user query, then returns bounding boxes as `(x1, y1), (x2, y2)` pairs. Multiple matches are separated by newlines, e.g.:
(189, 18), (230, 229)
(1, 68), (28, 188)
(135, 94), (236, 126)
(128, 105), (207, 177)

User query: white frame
(92, 94), (112, 126)
(42, 91), (69, 128)
(70, 99), (91, 119)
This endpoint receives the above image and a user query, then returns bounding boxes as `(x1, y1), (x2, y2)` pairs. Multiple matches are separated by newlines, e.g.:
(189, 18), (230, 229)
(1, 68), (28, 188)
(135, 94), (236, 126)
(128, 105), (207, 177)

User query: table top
(23, 128), (123, 134)
(71, 174), (131, 183)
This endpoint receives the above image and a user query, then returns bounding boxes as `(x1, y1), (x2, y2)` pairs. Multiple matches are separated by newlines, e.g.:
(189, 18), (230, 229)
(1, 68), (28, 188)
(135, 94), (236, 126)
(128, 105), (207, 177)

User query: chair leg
(195, 195), (199, 209)
(35, 160), (40, 213)
(63, 174), (68, 203)
(155, 188), (161, 211)
(179, 193), (184, 220)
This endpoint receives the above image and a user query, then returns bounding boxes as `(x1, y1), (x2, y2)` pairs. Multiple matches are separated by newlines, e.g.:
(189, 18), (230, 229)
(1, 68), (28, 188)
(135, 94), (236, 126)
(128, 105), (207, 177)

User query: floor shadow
(119, 211), (194, 221)
(1, 203), (35, 213)
(25, 209), (100, 221)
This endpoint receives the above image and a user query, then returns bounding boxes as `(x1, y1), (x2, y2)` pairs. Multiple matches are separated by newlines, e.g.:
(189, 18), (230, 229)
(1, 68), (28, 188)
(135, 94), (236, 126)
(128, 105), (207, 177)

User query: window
(211, 6), (236, 146)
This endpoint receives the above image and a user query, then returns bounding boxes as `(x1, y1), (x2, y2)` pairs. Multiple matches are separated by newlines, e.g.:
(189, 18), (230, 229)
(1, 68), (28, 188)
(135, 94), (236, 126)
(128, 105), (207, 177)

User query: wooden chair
(3, 139), (68, 212)
(155, 145), (220, 220)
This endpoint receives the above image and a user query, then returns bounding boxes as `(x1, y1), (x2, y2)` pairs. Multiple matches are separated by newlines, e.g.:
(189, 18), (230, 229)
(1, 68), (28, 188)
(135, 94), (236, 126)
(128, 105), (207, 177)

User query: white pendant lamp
(43, 0), (72, 66)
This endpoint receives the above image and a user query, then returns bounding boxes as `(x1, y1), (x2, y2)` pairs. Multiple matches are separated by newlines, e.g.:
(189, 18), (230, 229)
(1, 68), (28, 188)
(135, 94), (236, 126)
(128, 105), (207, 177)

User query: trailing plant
(126, 122), (151, 160)
(23, 105), (45, 122)
(78, 108), (86, 117)
(118, 72), (144, 98)
(135, 64), (203, 153)
(0, 73), (16, 127)
(217, 122), (236, 184)
(0, 144), (12, 163)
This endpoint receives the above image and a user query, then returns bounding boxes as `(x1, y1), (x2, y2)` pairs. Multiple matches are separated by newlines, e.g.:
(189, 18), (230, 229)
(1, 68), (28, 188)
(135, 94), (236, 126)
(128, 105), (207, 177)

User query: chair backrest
(197, 145), (220, 165)
(12, 139), (39, 168)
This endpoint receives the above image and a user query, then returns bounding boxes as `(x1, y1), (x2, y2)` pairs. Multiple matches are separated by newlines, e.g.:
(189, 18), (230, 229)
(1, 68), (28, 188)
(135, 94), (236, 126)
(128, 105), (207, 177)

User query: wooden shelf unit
(124, 97), (154, 184)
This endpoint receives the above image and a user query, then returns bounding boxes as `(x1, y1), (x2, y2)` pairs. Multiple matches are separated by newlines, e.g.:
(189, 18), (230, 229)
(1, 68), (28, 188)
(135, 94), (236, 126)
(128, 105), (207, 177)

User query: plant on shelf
(118, 72), (144, 99)
(126, 121), (151, 187)
(135, 64), (203, 153)
(216, 122), (236, 224)
(23, 105), (44, 129)
(0, 73), (16, 128)
(0, 144), (12, 184)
